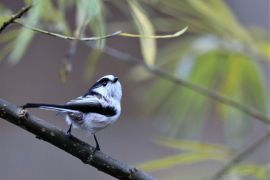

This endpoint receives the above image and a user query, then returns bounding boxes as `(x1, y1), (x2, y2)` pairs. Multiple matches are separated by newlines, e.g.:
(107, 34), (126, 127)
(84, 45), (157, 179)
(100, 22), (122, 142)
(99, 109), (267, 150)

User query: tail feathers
(22, 103), (79, 113)
(23, 103), (62, 109)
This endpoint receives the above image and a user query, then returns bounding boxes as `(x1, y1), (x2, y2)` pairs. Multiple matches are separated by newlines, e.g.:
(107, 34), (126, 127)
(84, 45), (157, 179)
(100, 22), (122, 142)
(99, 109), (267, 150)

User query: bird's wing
(23, 95), (116, 116)
(66, 95), (100, 105)
(66, 95), (117, 116)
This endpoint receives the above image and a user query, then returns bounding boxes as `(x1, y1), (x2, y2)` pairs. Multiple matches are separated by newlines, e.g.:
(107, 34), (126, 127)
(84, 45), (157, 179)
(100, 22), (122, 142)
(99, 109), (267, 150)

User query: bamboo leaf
(257, 42), (270, 60)
(128, 0), (156, 65)
(8, 1), (43, 64)
(218, 53), (243, 119)
(155, 137), (230, 154)
(231, 164), (268, 180)
(241, 56), (266, 112)
(138, 152), (228, 172)
(0, 15), (9, 25)
(75, 0), (106, 49)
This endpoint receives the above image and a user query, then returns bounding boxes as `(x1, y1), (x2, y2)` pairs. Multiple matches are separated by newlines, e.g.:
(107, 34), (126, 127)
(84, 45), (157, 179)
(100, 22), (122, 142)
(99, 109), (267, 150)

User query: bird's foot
(18, 108), (28, 119)
(66, 124), (72, 137)
(92, 145), (100, 155)
(66, 129), (72, 137)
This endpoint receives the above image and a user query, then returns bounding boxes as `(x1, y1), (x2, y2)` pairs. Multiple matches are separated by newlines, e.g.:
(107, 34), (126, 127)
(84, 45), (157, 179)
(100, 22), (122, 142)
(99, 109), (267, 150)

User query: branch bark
(0, 99), (155, 180)
(0, 4), (32, 33)
(211, 130), (270, 180)
(14, 20), (122, 41)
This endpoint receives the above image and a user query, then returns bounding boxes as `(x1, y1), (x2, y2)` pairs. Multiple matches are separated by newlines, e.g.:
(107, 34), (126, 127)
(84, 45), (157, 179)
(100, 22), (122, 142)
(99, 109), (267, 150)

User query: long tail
(22, 102), (116, 116)
(22, 103), (79, 113)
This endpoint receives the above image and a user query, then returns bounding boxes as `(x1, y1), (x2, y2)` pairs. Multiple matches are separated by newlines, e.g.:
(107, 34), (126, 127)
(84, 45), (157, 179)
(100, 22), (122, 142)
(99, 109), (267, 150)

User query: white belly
(65, 112), (119, 134)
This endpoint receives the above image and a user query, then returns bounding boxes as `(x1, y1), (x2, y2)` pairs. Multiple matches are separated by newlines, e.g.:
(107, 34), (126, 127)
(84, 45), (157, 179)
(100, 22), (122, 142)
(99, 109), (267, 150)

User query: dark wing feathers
(22, 102), (116, 116)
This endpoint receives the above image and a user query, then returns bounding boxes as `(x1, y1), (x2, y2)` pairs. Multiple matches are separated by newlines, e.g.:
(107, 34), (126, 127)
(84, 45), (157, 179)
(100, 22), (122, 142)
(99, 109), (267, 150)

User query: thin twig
(0, 99), (155, 180)
(86, 43), (270, 125)
(14, 19), (188, 41)
(0, 4), (32, 33)
(14, 20), (121, 41)
(60, 18), (90, 83)
(210, 131), (270, 180)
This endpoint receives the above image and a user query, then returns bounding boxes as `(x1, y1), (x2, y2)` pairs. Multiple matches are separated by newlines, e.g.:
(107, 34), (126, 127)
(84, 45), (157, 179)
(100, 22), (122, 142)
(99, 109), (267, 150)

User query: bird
(22, 75), (122, 153)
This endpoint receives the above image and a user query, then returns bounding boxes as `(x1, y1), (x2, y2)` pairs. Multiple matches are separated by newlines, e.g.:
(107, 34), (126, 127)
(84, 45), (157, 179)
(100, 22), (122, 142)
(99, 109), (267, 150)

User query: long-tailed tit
(22, 75), (122, 152)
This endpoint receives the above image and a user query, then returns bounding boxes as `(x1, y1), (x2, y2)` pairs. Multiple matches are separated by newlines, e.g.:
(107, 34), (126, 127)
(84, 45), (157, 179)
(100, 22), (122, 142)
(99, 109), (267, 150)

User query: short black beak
(113, 77), (118, 83)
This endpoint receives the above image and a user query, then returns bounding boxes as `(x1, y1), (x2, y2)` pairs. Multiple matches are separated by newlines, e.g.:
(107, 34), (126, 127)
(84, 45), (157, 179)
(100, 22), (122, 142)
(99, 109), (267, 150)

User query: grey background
(0, 1), (269, 179)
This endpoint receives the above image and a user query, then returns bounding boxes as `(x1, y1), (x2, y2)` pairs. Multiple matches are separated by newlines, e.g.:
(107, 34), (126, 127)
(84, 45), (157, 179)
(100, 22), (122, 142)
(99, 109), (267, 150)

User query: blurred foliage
(128, 0), (156, 65)
(0, 0), (270, 144)
(0, 0), (268, 140)
(0, 1), (269, 178)
(137, 138), (269, 180)
(129, 0), (269, 143)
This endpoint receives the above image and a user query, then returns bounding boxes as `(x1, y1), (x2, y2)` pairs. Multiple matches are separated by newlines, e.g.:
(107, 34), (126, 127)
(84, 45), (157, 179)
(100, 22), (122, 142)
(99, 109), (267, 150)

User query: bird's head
(88, 75), (122, 101)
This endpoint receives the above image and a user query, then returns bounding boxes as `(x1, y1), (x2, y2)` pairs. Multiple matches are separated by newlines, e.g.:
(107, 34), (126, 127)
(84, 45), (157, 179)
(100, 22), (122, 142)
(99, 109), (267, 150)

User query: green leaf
(241, 56), (267, 112)
(0, 15), (9, 25)
(155, 137), (230, 154)
(139, 137), (267, 179)
(8, 1), (44, 64)
(257, 42), (270, 59)
(218, 53), (267, 146)
(78, 0), (106, 49)
(231, 164), (268, 180)
(40, 0), (70, 33)
(138, 152), (227, 172)
(128, 0), (156, 65)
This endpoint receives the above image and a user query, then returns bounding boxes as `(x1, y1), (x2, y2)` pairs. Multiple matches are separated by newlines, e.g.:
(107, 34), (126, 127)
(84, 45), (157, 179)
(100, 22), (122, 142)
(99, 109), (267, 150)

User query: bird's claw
(66, 124), (72, 137)
(92, 146), (100, 155)
(66, 130), (72, 137)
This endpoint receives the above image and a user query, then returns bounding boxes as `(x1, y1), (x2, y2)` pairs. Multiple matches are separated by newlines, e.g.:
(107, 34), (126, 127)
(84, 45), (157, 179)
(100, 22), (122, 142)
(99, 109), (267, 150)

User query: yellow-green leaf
(9, 1), (43, 64)
(128, 0), (156, 65)
(155, 137), (231, 154)
(138, 152), (228, 172)
(231, 164), (268, 180)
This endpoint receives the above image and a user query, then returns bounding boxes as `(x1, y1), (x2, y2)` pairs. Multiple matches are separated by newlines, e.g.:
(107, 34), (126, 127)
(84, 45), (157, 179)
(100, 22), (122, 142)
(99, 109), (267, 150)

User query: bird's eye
(102, 81), (107, 86)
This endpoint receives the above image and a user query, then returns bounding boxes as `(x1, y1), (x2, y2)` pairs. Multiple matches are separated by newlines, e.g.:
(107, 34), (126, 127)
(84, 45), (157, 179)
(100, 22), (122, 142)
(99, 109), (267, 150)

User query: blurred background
(0, 0), (269, 179)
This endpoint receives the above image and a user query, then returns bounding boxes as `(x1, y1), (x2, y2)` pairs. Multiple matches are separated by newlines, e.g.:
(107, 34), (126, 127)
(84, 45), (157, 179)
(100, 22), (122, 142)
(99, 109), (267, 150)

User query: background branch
(87, 44), (270, 125)
(13, 21), (122, 41)
(4, 5), (268, 125)
(0, 99), (155, 180)
(211, 130), (270, 180)
(60, 18), (90, 82)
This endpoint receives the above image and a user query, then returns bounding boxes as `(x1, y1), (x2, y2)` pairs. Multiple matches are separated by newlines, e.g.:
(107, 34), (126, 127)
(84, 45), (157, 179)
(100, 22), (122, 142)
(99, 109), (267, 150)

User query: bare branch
(211, 131), (270, 180)
(60, 18), (90, 83)
(0, 99), (155, 180)
(14, 20), (121, 41)
(0, 4), (32, 33)
(146, 65), (270, 124)
(87, 44), (270, 125)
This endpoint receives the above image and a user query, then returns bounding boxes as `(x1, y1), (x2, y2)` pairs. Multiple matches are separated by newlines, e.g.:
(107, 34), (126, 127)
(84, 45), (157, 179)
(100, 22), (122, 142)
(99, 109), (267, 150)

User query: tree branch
(0, 4), (32, 33)
(87, 44), (270, 125)
(60, 18), (90, 83)
(0, 99), (155, 180)
(13, 20), (122, 41)
(211, 130), (270, 180)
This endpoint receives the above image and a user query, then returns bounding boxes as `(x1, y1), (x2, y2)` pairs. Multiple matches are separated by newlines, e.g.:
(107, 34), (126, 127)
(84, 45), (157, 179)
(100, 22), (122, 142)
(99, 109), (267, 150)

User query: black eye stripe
(86, 77), (117, 95)
(98, 78), (110, 84)
(88, 78), (110, 91)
